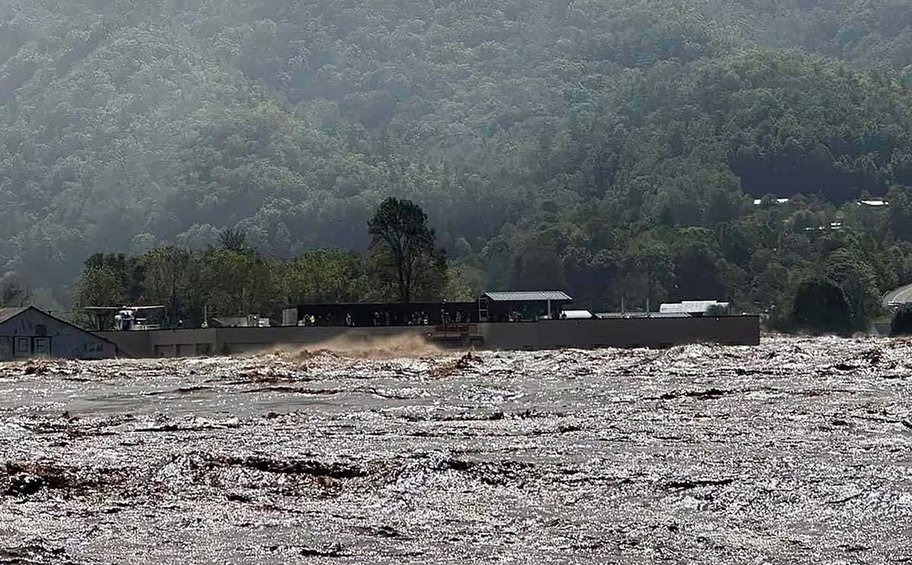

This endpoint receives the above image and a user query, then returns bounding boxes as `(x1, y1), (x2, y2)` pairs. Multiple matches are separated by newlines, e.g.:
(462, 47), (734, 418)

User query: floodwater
(1, 336), (912, 564)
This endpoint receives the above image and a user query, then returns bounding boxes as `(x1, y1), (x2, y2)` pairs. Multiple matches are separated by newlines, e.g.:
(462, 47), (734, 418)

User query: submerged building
(0, 307), (117, 361)
(97, 291), (760, 358)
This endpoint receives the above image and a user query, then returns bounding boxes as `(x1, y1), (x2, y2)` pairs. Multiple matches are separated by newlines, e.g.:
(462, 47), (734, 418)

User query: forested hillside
(3, 0), (912, 326)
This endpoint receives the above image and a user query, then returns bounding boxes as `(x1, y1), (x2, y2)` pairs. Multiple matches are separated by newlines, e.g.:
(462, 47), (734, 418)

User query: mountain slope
(1, 0), (912, 310)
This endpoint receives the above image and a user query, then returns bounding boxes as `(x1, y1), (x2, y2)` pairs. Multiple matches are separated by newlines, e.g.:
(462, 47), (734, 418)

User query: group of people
(372, 311), (392, 326)
(372, 310), (440, 326)
(439, 310), (466, 325)
(502, 309), (556, 322)
(297, 313), (333, 327)
(296, 308), (472, 328)
(406, 311), (430, 326)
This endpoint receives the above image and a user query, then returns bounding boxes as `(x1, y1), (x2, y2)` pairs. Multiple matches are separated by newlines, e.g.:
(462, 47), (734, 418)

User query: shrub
(791, 278), (853, 335)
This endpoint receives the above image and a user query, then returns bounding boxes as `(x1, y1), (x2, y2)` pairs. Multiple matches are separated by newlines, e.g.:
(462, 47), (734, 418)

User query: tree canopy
(791, 277), (854, 335)
(368, 197), (440, 303)
(2, 0), (912, 329)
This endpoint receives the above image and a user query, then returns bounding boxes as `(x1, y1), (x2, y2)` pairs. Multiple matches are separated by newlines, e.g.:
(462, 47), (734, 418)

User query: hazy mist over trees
(3, 0), (912, 326)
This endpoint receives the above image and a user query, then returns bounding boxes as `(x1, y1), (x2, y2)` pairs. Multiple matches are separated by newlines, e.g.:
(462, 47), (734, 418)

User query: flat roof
(483, 291), (572, 302)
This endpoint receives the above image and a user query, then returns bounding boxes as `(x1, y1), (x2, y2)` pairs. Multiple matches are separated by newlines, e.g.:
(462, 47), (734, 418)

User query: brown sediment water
(0, 336), (911, 563)
(246, 331), (449, 360)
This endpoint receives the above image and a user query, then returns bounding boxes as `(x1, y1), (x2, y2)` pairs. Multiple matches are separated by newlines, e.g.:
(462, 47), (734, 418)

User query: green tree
(823, 248), (881, 331)
(444, 262), (484, 302)
(278, 250), (369, 305)
(791, 277), (854, 335)
(217, 228), (248, 252)
(76, 266), (126, 308)
(507, 227), (569, 292)
(367, 197), (440, 303)
(197, 248), (272, 319)
(629, 238), (674, 311)
(671, 229), (728, 302)
(83, 253), (144, 304)
(0, 272), (31, 307)
(12, 0), (912, 319)
(140, 246), (190, 327)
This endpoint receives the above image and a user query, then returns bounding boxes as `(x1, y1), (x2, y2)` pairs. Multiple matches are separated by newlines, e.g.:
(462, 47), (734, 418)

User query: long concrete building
(100, 315), (761, 358)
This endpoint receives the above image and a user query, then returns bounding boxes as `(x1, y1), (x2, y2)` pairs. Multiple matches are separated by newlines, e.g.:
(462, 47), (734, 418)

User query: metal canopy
(483, 291), (572, 302)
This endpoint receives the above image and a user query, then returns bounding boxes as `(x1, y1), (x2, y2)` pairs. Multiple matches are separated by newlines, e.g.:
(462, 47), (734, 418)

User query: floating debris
(0, 336), (910, 562)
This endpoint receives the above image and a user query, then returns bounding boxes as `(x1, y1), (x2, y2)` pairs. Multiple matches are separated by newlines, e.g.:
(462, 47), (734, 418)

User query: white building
(659, 301), (731, 316)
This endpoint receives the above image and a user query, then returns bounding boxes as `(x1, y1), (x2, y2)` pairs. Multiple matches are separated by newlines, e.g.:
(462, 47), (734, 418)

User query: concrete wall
(0, 309), (116, 360)
(481, 316), (760, 350)
(100, 325), (432, 358)
(100, 316), (760, 358)
(100, 329), (159, 358)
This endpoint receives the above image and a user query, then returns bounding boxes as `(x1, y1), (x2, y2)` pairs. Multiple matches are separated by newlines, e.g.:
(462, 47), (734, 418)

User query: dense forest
(3, 0), (912, 329)
(73, 201), (461, 329)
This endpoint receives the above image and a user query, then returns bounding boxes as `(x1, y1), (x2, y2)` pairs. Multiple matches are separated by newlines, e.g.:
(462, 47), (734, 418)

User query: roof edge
(0, 306), (121, 350)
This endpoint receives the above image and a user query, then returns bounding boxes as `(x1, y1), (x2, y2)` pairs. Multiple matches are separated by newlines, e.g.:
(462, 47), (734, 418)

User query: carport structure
(478, 291), (573, 322)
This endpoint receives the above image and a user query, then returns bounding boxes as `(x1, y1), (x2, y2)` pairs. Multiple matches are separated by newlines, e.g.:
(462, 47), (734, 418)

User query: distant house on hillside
(0, 306), (117, 361)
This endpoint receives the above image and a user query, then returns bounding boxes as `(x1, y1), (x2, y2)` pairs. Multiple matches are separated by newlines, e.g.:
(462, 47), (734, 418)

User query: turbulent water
(1, 337), (912, 564)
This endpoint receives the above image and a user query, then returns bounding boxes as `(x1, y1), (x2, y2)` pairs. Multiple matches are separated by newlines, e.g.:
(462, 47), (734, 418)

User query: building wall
(99, 329), (157, 359)
(480, 316), (761, 350)
(0, 309), (116, 361)
(100, 316), (760, 358)
(100, 325), (432, 358)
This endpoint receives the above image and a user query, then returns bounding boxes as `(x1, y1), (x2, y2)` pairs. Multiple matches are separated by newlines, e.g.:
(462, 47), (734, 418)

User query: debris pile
(1, 336), (911, 562)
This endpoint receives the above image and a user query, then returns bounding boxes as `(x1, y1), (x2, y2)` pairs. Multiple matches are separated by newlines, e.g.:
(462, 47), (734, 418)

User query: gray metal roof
(483, 291), (572, 302)
(0, 307), (27, 324)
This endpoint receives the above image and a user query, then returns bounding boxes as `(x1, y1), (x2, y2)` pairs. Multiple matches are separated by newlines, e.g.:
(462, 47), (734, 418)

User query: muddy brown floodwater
(1, 336), (912, 564)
